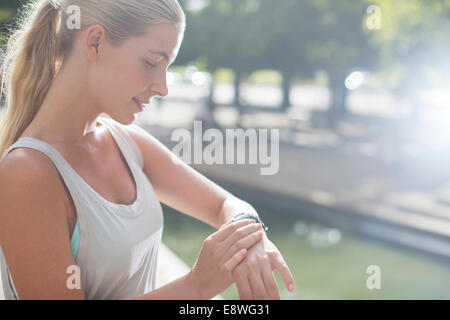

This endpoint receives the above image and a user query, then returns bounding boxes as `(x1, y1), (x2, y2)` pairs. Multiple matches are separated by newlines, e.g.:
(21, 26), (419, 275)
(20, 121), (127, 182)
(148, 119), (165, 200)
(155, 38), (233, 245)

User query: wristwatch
(228, 212), (269, 234)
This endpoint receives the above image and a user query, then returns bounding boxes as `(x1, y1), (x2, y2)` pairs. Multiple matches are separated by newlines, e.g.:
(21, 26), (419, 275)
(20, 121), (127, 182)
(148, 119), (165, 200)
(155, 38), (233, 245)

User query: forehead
(130, 23), (183, 62)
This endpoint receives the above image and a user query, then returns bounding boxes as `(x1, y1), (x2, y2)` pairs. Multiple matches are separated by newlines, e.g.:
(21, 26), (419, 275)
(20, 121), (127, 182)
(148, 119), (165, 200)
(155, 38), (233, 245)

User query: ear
(84, 24), (106, 62)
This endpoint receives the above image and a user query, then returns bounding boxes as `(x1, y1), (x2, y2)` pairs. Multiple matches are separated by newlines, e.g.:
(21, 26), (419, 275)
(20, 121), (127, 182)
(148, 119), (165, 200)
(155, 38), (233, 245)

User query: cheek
(120, 60), (152, 96)
(94, 59), (149, 106)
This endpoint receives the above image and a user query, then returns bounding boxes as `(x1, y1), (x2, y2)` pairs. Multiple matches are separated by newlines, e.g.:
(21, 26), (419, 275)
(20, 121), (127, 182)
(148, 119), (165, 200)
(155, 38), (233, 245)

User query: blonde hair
(0, 0), (186, 156)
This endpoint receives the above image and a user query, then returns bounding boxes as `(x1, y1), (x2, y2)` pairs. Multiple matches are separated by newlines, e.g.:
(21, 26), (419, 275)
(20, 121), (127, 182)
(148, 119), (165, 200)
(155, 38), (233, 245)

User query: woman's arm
(134, 219), (264, 300)
(0, 152), (85, 300)
(125, 124), (295, 300)
(133, 269), (199, 300)
(125, 124), (251, 229)
(137, 220), (263, 300)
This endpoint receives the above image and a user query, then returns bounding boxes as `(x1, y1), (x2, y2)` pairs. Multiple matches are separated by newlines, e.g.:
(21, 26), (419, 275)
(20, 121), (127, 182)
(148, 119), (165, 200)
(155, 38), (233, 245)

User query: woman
(0, 0), (294, 300)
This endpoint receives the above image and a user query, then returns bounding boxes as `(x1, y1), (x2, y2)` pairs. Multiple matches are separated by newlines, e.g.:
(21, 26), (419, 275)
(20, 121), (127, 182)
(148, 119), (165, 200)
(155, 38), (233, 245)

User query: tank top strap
(2, 137), (71, 174)
(97, 116), (144, 170)
(1, 136), (89, 205)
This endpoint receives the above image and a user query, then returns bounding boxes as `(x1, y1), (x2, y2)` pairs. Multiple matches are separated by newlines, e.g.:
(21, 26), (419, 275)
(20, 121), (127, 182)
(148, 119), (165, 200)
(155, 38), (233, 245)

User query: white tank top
(0, 115), (164, 299)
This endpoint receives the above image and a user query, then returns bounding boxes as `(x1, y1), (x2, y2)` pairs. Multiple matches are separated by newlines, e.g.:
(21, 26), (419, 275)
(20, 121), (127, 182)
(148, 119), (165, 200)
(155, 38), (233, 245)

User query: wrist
(186, 269), (206, 300)
(228, 212), (269, 234)
(218, 198), (258, 227)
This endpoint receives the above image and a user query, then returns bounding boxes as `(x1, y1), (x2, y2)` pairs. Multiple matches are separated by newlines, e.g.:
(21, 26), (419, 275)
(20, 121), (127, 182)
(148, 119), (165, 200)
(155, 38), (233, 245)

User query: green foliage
(179, 0), (377, 76)
(367, 0), (450, 92)
(309, 0), (377, 74)
(247, 70), (282, 85)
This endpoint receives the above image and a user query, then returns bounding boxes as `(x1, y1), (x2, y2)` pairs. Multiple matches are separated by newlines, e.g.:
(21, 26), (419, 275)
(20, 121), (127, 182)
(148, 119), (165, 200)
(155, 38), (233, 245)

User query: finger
(223, 230), (264, 262)
(261, 264), (280, 300)
(248, 266), (270, 300)
(234, 271), (253, 300)
(214, 219), (256, 242)
(221, 222), (262, 246)
(223, 248), (247, 272)
(273, 254), (295, 292)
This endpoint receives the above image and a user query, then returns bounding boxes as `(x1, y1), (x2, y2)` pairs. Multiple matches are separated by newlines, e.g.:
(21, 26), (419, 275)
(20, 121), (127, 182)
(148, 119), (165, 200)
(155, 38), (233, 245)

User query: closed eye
(144, 60), (157, 68)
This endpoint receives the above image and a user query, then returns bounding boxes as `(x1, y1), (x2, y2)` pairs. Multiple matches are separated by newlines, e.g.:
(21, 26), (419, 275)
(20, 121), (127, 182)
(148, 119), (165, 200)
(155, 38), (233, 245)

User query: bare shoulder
(123, 124), (184, 174)
(0, 147), (69, 200)
(0, 147), (72, 222)
(124, 123), (167, 152)
(1, 147), (58, 177)
(0, 147), (83, 299)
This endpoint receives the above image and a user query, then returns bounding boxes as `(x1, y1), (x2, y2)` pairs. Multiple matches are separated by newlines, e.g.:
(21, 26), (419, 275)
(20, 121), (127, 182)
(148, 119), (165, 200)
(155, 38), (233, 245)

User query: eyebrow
(148, 49), (173, 63)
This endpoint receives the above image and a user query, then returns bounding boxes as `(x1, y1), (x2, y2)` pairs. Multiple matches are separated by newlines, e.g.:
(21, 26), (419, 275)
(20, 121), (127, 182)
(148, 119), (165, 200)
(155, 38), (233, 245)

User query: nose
(149, 72), (169, 98)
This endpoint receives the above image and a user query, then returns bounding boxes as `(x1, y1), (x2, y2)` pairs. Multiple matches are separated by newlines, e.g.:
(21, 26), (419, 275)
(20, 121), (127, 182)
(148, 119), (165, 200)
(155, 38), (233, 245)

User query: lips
(133, 97), (146, 110)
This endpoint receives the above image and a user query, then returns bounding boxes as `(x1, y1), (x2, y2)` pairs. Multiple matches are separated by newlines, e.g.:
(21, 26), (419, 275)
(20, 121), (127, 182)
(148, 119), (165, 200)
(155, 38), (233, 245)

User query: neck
(27, 59), (103, 146)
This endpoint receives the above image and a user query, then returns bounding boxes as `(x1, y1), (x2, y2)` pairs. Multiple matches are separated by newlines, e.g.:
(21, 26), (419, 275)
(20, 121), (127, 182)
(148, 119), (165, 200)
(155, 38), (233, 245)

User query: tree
(257, 0), (318, 110)
(307, 0), (378, 122)
(177, 0), (319, 112)
(368, 0), (450, 120)
(177, 0), (271, 124)
(176, 0), (381, 126)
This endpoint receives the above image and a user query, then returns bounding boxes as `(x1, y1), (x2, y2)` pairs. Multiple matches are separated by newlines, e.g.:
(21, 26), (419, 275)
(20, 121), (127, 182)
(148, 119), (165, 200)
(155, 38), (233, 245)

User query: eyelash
(145, 60), (157, 68)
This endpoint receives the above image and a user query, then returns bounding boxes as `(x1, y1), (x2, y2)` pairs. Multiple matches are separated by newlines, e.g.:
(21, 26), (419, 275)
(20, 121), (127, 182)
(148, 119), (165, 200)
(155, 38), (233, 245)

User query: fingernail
(288, 283), (294, 291)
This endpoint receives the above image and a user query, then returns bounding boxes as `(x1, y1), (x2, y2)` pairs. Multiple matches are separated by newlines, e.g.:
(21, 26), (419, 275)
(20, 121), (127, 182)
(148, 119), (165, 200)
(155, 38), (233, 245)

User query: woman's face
(89, 23), (183, 124)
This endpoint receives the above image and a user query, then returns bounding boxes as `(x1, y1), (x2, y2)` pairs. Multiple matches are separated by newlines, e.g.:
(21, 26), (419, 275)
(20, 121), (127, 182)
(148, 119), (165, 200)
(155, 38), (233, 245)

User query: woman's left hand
(231, 234), (295, 300)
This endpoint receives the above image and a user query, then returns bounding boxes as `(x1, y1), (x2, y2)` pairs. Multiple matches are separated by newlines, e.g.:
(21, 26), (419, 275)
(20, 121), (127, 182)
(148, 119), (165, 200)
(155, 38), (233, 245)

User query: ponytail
(0, 0), (61, 157)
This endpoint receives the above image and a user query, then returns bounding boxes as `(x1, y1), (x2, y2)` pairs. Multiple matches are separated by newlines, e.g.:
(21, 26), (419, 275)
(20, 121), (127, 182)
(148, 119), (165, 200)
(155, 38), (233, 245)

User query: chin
(103, 111), (137, 126)
(121, 114), (138, 126)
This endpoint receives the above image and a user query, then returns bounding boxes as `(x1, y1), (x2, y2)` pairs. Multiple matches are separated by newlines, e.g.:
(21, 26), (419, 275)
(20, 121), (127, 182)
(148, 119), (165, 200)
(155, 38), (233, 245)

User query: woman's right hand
(188, 219), (265, 300)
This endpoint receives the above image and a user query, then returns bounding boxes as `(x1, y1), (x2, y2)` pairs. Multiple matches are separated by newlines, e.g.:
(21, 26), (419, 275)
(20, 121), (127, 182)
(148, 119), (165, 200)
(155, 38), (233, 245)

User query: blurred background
(1, 0), (450, 299)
